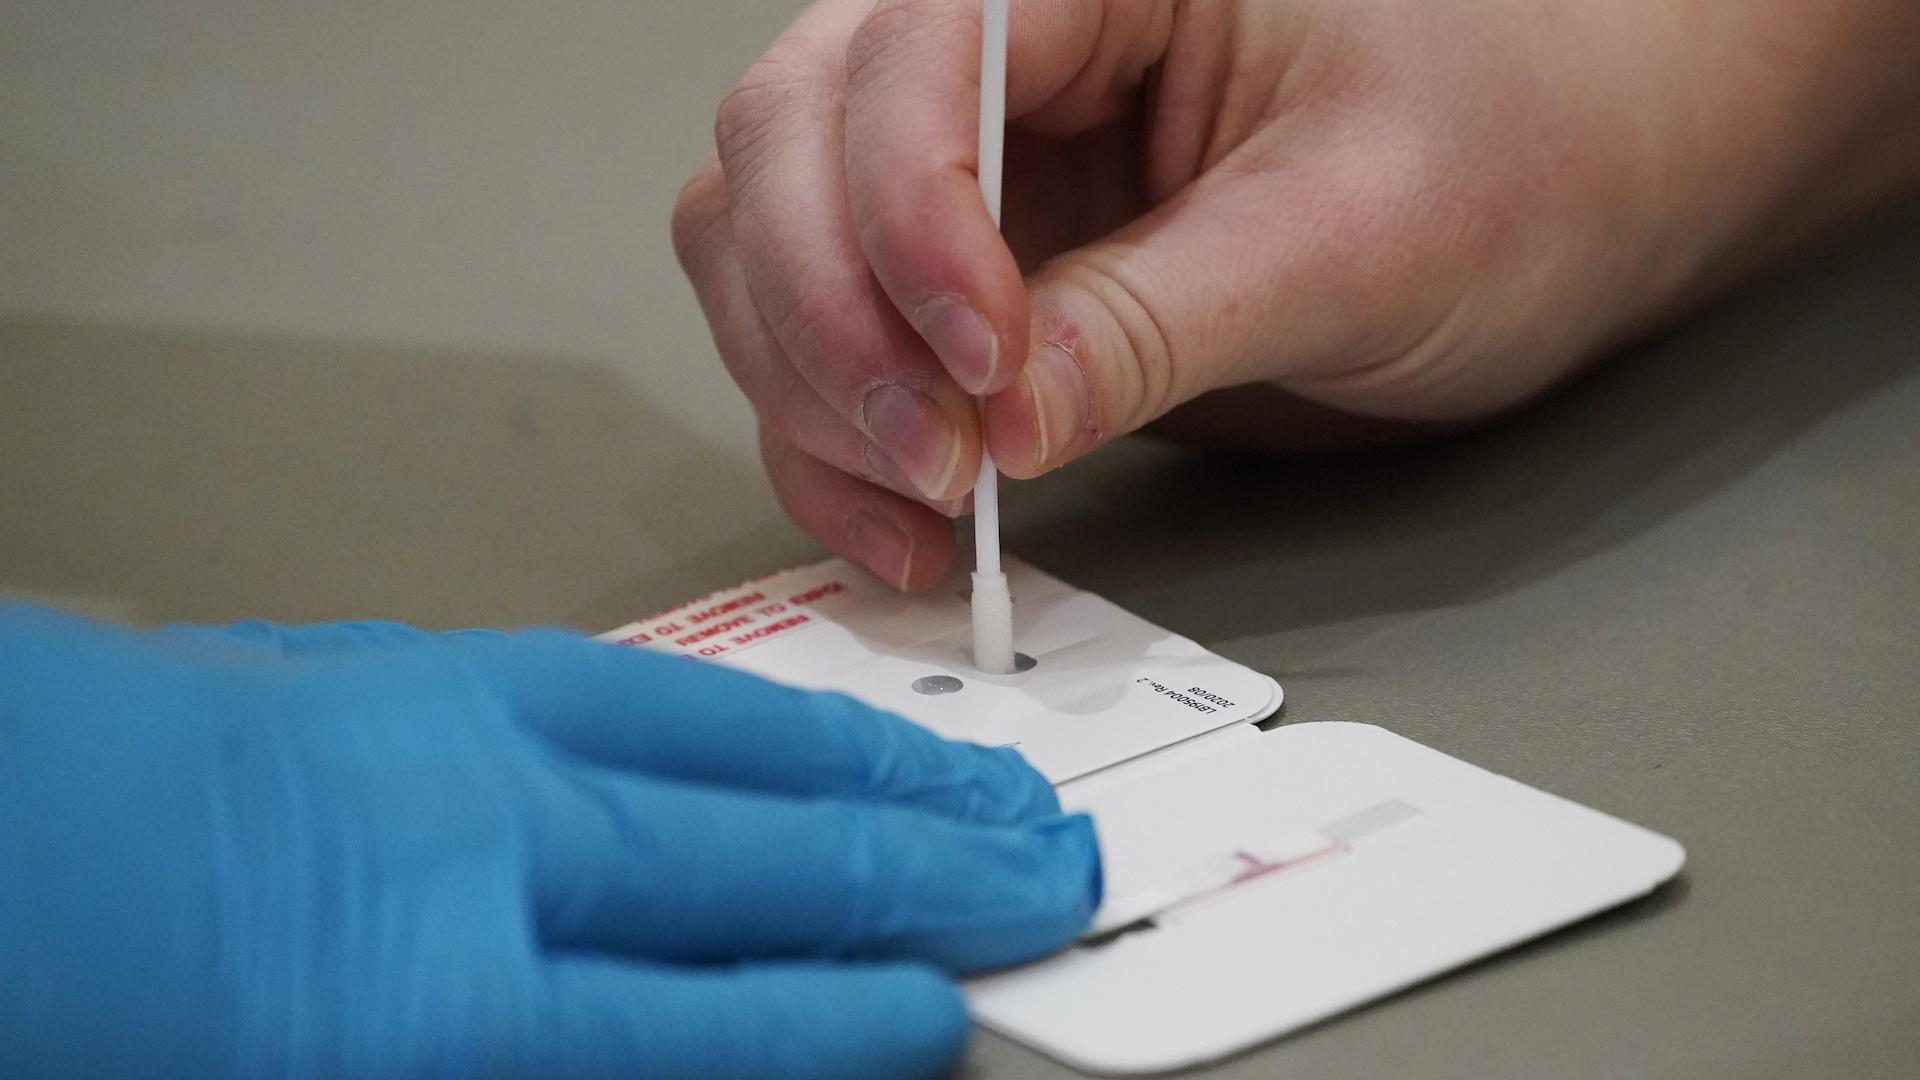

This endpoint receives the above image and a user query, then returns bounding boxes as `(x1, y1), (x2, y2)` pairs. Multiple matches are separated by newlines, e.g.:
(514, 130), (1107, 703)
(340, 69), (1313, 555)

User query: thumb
(983, 162), (1422, 477)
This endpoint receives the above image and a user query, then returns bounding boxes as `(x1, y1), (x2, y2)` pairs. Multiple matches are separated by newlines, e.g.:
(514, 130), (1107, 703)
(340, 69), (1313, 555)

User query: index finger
(714, 0), (980, 503)
(452, 630), (1061, 826)
(841, 0), (1154, 394)
(529, 767), (1100, 971)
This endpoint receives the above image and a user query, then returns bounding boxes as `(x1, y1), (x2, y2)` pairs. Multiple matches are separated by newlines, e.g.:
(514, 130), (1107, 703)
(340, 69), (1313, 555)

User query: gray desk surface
(3, 4), (1917, 1077)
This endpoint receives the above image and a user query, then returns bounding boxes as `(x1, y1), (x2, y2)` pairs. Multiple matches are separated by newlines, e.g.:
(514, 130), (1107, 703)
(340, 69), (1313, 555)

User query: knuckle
(708, 334), (765, 401)
(766, 284), (878, 383)
(766, 403), (829, 458)
(757, 422), (805, 491)
(845, 1), (937, 90)
(754, 390), (872, 483)
(714, 51), (826, 178)
(1056, 256), (1179, 430)
(668, 164), (727, 274)
(713, 84), (777, 177)
(844, 1), (977, 124)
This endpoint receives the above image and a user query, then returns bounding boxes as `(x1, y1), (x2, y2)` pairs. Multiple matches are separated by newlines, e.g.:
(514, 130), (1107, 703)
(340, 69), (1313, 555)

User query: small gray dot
(1014, 652), (1038, 673)
(913, 675), (965, 696)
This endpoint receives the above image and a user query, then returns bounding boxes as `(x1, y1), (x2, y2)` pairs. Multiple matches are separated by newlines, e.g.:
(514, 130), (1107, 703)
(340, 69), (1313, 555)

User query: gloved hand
(0, 604), (1100, 1079)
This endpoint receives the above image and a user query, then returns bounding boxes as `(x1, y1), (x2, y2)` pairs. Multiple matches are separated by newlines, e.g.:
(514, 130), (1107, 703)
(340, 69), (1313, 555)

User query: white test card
(966, 722), (1686, 1075)
(601, 557), (1283, 784)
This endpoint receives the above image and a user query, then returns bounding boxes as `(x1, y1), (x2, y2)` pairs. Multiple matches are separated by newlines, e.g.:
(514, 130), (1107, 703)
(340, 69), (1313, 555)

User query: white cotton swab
(970, 0), (1016, 676)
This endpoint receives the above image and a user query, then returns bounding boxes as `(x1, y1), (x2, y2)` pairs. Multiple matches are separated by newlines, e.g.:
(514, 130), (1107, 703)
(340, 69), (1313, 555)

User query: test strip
(1322, 798), (1422, 843)
(1082, 801), (1426, 944)
(1084, 829), (1342, 940)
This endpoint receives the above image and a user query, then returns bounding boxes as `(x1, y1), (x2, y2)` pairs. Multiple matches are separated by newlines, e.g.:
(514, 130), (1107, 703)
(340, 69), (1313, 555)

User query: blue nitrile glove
(0, 604), (1101, 1079)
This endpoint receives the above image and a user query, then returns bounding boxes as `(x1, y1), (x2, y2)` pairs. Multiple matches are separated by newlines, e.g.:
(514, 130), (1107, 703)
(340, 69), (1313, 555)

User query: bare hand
(673, 0), (1920, 588)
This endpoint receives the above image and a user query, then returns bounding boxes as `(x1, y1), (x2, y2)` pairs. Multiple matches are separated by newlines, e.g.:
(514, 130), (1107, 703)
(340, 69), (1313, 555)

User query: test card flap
(968, 721), (1687, 1075)
(603, 556), (1284, 784)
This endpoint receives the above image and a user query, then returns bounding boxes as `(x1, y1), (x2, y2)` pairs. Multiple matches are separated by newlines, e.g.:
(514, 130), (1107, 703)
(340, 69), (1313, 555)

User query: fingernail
(1023, 344), (1089, 468)
(914, 295), (999, 392)
(862, 442), (967, 516)
(846, 510), (915, 591)
(863, 384), (963, 499)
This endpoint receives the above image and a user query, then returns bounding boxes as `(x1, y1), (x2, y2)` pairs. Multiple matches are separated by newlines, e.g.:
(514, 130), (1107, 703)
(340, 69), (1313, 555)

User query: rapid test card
(604, 559), (1683, 1074)
(600, 556), (1283, 784)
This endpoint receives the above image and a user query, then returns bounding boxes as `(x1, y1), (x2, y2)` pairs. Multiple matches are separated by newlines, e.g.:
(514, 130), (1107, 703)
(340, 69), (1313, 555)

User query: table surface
(3, 4), (1917, 1077)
